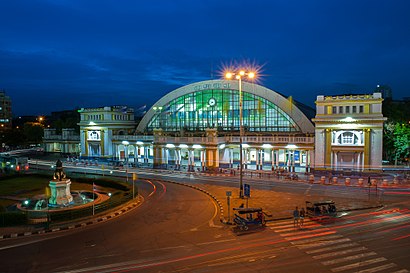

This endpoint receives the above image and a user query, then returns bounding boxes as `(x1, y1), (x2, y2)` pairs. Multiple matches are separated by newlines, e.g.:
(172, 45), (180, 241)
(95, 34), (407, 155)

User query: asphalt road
(0, 161), (408, 272)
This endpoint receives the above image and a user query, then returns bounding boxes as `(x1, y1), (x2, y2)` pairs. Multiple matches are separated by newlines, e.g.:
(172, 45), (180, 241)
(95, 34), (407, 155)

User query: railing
(43, 135), (80, 141)
(223, 135), (314, 144)
(112, 135), (154, 142)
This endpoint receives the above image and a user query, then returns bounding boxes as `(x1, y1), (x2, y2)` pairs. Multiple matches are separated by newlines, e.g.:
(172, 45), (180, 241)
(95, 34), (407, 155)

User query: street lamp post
(122, 140), (129, 182)
(225, 70), (255, 198)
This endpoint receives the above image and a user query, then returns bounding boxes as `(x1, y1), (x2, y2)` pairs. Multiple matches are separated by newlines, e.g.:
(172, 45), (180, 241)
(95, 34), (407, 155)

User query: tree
(384, 122), (410, 165)
(23, 123), (44, 145)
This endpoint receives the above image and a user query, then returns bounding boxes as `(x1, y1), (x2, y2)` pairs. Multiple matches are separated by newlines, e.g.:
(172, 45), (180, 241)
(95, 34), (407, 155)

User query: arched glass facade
(147, 89), (299, 132)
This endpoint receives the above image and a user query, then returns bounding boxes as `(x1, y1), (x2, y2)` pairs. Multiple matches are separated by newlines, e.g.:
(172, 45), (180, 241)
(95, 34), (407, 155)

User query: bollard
(309, 174), (315, 183)
(320, 176), (326, 184)
(332, 177), (338, 184)
(382, 179), (388, 187)
(345, 177), (351, 186)
(358, 178), (364, 186)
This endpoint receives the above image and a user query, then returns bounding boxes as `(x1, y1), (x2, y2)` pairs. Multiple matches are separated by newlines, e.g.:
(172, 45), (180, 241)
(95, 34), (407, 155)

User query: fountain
(48, 159), (73, 207)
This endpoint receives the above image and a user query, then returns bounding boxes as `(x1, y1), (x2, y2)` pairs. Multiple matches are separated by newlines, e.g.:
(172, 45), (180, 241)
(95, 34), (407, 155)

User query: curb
(154, 179), (226, 224)
(0, 197), (143, 240)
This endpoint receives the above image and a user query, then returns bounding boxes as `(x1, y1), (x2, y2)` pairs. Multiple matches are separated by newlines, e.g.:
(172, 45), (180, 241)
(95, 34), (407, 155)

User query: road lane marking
(312, 246), (367, 259)
(331, 257), (387, 272)
(322, 251), (377, 265)
(197, 239), (237, 246)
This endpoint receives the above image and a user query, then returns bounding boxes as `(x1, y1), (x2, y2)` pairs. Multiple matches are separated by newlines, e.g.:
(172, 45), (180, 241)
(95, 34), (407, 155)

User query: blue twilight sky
(1, 0), (410, 116)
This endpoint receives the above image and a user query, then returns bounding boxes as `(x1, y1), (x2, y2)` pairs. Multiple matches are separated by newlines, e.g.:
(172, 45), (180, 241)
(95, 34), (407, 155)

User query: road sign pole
(226, 191), (232, 223)
(227, 196), (230, 223)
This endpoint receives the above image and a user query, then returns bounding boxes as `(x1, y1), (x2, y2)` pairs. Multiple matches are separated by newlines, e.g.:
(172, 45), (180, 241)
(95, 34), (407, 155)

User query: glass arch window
(147, 89), (299, 132)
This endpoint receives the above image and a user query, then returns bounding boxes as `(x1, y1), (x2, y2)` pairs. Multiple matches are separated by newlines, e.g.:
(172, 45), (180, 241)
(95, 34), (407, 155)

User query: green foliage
(23, 123), (44, 144)
(384, 122), (410, 164)
(1, 128), (26, 146)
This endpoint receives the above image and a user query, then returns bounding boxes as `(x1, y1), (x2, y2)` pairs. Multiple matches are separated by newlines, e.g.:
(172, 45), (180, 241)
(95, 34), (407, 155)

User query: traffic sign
(244, 184), (250, 197)
(132, 173), (138, 181)
(226, 191), (232, 197)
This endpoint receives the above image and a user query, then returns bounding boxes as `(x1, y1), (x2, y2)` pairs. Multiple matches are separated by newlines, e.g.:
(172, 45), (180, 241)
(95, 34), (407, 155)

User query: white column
(230, 148), (234, 168)
(334, 152), (338, 170)
(255, 149), (260, 170)
(271, 149), (275, 170)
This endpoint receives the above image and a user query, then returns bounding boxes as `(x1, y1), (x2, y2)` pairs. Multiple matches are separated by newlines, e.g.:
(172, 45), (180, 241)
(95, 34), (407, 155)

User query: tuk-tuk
(233, 207), (267, 231)
(306, 200), (337, 219)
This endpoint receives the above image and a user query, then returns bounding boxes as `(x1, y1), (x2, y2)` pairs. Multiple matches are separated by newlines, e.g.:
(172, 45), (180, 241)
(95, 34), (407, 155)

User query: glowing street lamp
(225, 70), (256, 198)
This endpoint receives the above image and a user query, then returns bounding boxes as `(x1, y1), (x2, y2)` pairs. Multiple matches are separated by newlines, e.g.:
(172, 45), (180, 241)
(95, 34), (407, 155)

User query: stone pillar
(244, 149), (249, 170)
(325, 128), (332, 169)
(206, 146), (219, 169)
(305, 150), (309, 173)
(334, 151), (338, 171)
(174, 149), (180, 170)
(164, 148), (169, 167)
(364, 128), (371, 170)
(200, 150), (206, 171)
(286, 150), (291, 172)
(153, 145), (163, 169)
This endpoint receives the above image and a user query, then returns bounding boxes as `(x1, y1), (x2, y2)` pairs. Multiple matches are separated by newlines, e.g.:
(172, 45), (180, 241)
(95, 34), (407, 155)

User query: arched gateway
(137, 79), (315, 172)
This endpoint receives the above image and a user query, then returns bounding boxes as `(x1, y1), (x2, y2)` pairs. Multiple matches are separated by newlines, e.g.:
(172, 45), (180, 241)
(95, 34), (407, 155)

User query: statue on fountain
(49, 159), (73, 206)
(53, 159), (67, 181)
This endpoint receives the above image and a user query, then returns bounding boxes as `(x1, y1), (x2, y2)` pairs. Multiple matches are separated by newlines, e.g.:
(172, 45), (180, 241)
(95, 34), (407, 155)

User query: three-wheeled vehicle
(306, 200), (337, 220)
(233, 207), (267, 231)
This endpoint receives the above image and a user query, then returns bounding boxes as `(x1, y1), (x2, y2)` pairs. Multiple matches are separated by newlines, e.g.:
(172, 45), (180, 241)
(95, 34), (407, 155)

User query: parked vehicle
(233, 207), (268, 231)
(0, 155), (29, 173)
(305, 200), (337, 220)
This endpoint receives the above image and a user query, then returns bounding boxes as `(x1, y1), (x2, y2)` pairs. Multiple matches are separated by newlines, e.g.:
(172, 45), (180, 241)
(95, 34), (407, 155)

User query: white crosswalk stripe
(268, 219), (407, 273)
(290, 234), (344, 245)
(312, 246), (367, 259)
(322, 251), (377, 265)
(306, 242), (360, 254)
(356, 263), (399, 273)
(297, 238), (352, 249)
(331, 257), (387, 272)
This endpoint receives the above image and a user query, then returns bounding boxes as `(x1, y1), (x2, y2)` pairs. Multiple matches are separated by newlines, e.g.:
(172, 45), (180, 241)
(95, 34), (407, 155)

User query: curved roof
(137, 79), (314, 133)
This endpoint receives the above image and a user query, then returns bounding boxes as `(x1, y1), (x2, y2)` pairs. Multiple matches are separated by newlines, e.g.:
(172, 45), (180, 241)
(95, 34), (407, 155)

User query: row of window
(84, 114), (132, 121)
(332, 105), (364, 114)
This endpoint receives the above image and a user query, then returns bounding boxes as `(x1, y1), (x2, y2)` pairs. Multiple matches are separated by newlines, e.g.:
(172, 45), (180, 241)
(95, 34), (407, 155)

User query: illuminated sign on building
(87, 130), (101, 141)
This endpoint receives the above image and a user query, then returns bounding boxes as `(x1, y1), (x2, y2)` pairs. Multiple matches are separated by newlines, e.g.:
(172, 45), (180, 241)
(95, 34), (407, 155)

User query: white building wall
(370, 128), (383, 169)
(314, 128), (325, 168)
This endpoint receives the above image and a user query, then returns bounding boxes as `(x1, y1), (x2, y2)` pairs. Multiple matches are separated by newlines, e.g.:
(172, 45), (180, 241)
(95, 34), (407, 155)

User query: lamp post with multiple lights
(225, 70), (255, 198)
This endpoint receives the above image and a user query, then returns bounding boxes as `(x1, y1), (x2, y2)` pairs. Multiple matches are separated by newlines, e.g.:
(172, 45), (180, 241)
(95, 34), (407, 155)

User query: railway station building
(45, 79), (386, 172)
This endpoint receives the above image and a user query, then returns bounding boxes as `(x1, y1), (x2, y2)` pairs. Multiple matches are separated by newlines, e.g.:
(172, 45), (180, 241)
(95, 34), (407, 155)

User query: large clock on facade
(208, 98), (216, 107)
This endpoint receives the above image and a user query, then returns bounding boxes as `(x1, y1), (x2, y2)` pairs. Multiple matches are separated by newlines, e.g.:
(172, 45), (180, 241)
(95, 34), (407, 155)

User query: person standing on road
(299, 207), (305, 227)
(293, 206), (299, 228)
